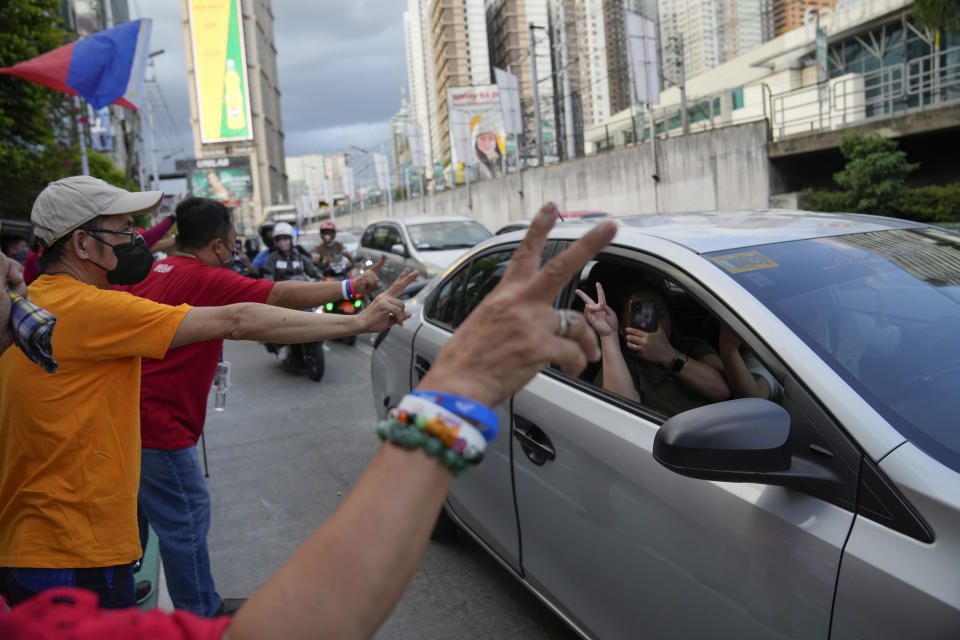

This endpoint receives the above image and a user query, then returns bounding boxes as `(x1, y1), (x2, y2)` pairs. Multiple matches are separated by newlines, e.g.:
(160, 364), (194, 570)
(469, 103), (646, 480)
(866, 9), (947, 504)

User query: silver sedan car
(370, 211), (960, 640)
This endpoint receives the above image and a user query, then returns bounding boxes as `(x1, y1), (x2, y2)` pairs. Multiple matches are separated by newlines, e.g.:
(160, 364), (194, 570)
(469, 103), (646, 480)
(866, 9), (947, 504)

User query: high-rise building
(660, 0), (774, 82)
(404, 0), (438, 173)
(581, 0), (611, 125)
(772, 0), (834, 36)
(724, 0), (775, 59)
(181, 0), (287, 227)
(603, 0), (657, 114)
(429, 0), (492, 164)
(486, 0), (555, 161)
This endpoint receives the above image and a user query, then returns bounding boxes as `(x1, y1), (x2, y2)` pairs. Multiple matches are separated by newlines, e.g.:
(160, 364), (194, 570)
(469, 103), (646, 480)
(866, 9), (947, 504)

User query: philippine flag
(0, 19), (152, 111)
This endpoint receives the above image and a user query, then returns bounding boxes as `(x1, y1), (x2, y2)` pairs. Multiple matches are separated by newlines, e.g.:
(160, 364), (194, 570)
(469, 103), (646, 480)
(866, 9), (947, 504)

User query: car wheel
(430, 504), (458, 541)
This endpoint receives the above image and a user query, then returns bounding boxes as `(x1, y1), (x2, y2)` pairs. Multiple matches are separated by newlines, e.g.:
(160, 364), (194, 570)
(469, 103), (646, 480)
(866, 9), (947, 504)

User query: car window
(426, 265), (471, 329)
(367, 225), (389, 251)
(567, 257), (742, 419)
(407, 220), (492, 250)
(385, 226), (404, 251)
(456, 250), (513, 324)
(361, 226), (376, 249)
(426, 249), (515, 329)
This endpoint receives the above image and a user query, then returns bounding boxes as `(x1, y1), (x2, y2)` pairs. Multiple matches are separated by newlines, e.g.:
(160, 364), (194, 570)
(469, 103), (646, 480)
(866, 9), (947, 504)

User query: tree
(832, 132), (918, 216)
(0, 0), (71, 220)
(912, 0), (960, 34)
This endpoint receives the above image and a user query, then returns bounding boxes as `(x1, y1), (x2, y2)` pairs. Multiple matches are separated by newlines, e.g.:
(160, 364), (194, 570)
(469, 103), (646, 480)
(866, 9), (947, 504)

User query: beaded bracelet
(376, 408), (485, 475)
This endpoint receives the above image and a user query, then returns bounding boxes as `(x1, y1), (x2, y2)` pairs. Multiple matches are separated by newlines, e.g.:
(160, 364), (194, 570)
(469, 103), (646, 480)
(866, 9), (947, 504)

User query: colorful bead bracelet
(377, 396), (488, 475)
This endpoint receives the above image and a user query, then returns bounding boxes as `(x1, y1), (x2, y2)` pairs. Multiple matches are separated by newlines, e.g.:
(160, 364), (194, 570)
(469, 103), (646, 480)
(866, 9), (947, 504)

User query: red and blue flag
(0, 19), (152, 111)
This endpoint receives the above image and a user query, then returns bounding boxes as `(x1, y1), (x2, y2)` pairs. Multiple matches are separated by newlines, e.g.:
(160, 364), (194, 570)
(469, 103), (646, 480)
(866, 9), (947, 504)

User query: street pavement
(200, 336), (580, 639)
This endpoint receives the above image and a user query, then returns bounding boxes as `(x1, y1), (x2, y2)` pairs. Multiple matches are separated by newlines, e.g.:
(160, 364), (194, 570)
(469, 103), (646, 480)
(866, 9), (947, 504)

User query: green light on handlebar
(325, 303), (334, 311)
(354, 300), (362, 307)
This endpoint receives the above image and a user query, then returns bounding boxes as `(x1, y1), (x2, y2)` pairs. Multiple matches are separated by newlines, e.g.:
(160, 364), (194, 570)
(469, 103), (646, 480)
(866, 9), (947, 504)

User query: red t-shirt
(0, 588), (231, 639)
(119, 255), (274, 449)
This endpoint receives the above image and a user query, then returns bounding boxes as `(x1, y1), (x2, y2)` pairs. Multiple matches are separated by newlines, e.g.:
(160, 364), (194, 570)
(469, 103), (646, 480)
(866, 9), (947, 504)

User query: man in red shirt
(120, 197), (392, 616)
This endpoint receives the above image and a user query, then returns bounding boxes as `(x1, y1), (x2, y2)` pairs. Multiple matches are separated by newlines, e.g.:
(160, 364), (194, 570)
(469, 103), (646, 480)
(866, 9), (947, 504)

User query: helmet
(273, 222), (296, 239)
(320, 221), (336, 233)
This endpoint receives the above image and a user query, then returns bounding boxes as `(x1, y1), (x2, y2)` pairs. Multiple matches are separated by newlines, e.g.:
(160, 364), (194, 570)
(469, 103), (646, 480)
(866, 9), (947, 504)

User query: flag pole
(73, 96), (90, 176)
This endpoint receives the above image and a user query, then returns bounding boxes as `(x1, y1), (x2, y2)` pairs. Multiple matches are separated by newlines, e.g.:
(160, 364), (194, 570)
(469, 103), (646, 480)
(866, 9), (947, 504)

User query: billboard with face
(177, 156), (252, 206)
(446, 85), (508, 180)
(186, 0), (253, 143)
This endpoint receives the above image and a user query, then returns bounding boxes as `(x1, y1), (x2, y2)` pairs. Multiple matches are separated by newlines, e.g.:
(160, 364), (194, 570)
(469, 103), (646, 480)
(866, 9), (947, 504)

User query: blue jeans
(139, 446), (221, 616)
(0, 564), (135, 608)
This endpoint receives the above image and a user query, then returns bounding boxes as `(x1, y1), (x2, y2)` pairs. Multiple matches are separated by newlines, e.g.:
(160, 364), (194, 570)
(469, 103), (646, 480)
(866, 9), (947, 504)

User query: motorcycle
(318, 256), (364, 346)
(262, 274), (326, 381)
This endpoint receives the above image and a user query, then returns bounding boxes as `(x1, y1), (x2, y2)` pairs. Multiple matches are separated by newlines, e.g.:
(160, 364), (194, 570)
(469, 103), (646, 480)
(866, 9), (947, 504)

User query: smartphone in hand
(630, 300), (658, 333)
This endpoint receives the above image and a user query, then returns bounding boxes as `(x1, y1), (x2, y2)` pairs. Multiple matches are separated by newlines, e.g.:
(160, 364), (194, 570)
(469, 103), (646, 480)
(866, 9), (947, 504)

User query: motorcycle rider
(312, 221), (354, 270)
(262, 222), (320, 281)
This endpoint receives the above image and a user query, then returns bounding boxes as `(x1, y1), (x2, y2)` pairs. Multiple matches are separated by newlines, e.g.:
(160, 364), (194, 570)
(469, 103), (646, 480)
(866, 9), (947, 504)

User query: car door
(411, 242), (558, 573)
(510, 247), (861, 640)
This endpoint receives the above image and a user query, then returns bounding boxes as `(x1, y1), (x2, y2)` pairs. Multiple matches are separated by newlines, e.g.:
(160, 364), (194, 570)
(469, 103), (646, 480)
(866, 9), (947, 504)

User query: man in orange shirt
(0, 176), (413, 609)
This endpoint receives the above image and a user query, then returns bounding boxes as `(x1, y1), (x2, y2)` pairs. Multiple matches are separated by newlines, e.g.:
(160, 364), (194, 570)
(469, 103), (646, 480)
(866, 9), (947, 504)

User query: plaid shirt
(7, 290), (58, 374)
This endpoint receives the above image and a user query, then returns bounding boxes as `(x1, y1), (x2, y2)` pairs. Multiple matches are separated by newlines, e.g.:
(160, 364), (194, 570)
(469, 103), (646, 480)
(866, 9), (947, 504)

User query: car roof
(367, 215), (479, 227)
(536, 210), (928, 254)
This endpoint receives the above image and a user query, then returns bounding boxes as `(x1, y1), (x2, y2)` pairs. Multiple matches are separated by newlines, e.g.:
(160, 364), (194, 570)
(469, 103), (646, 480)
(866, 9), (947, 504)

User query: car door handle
(414, 355), (431, 381)
(513, 416), (556, 466)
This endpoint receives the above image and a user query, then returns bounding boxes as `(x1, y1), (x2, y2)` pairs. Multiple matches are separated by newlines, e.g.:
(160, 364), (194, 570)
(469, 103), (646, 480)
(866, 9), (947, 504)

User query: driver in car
(575, 283), (729, 415)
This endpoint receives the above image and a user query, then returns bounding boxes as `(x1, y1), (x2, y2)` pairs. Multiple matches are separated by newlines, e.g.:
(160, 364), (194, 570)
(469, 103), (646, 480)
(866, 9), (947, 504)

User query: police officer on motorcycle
(262, 222), (320, 281)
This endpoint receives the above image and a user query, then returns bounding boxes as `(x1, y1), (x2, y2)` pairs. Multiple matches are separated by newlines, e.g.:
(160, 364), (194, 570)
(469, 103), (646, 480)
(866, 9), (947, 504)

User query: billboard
(177, 156), (253, 210)
(446, 85), (508, 179)
(186, 0), (253, 143)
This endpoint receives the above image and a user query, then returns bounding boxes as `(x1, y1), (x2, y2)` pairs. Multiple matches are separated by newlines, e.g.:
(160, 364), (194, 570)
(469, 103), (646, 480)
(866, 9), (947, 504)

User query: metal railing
(771, 45), (960, 140)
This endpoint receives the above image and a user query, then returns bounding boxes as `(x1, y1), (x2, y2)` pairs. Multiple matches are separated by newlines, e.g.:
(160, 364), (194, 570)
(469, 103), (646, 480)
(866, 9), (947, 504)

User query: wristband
(410, 390), (499, 442)
(397, 395), (486, 460)
(341, 279), (349, 300)
(348, 277), (356, 299)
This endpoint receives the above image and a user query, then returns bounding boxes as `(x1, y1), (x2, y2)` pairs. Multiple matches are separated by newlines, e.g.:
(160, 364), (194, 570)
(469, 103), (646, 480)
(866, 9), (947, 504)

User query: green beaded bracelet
(377, 416), (469, 475)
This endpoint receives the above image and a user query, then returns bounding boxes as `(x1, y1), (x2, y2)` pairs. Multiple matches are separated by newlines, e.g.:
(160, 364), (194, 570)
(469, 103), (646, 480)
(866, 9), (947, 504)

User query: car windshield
(407, 221), (492, 251)
(706, 228), (960, 472)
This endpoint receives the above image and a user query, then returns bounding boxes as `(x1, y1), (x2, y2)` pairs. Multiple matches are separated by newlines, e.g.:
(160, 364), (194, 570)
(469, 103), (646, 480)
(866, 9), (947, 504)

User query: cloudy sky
(129, 0), (408, 174)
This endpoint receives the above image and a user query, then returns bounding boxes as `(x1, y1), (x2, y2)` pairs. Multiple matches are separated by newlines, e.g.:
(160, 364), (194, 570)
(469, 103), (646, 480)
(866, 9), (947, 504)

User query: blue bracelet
(410, 390), (499, 442)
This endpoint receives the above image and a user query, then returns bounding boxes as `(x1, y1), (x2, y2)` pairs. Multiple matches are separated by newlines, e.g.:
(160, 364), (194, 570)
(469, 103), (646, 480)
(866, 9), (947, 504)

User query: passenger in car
(575, 282), (729, 415)
(717, 325), (784, 402)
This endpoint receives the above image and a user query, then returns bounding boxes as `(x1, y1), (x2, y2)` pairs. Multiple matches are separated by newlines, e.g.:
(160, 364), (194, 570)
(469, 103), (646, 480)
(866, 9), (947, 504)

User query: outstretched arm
(225, 203), (616, 640)
(265, 255), (393, 308)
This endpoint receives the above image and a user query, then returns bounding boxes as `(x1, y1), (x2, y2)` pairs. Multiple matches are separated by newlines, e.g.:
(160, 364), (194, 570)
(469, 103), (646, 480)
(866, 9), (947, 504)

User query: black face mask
(88, 236), (155, 285)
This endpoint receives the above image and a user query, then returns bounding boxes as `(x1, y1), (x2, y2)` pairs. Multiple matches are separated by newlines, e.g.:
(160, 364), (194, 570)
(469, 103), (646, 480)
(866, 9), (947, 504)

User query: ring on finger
(555, 310), (578, 338)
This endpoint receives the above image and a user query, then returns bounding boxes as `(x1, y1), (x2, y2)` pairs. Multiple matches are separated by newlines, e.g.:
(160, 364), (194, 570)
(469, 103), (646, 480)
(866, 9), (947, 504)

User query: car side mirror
(653, 398), (791, 482)
(390, 243), (407, 257)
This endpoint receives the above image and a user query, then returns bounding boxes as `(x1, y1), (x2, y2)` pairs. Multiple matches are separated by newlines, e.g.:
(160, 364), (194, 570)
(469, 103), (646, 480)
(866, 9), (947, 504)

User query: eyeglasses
(86, 227), (141, 244)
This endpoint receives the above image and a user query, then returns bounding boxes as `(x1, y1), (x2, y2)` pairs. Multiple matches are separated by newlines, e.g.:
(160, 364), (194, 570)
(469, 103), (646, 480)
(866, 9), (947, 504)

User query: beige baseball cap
(31, 176), (164, 246)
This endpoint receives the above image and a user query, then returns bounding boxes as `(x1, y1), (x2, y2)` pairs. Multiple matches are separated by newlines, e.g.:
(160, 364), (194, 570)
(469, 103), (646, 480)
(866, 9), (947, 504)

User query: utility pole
(73, 96), (90, 176)
(675, 35), (689, 135)
(529, 23), (544, 167)
(380, 142), (393, 218)
(558, 3), (575, 161)
(147, 101), (159, 191)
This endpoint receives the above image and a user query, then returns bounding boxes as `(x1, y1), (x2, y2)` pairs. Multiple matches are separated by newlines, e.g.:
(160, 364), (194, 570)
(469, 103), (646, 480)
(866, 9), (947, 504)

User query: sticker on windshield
(711, 251), (779, 273)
